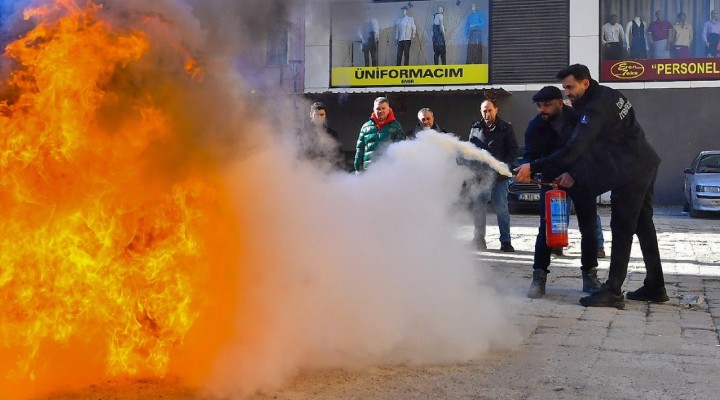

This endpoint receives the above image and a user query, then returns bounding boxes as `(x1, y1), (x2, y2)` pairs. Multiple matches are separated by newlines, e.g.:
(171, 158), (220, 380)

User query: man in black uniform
(515, 64), (668, 309)
(523, 86), (601, 298)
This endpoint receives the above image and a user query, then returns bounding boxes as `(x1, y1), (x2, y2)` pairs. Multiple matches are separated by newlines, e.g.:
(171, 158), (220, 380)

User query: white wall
(304, 1), (332, 91)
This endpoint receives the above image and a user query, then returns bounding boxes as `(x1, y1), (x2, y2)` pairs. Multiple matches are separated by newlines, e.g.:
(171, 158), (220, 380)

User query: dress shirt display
(602, 18), (625, 60)
(395, 7), (416, 66)
(673, 18), (693, 58)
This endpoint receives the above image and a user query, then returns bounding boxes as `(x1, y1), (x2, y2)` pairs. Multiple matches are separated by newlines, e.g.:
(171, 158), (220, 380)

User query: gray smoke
(210, 129), (519, 397)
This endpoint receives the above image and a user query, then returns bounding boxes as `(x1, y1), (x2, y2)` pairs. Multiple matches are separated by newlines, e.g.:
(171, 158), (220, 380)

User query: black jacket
(523, 105), (578, 182)
(406, 122), (446, 139)
(468, 116), (519, 169)
(530, 80), (661, 196)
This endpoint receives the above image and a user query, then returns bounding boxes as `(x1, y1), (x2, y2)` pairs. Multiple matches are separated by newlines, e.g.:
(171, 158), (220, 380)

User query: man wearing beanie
(523, 86), (603, 299)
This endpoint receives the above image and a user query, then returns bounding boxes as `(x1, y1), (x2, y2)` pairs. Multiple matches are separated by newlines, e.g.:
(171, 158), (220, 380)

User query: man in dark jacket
(354, 97), (405, 171)
(468, 99), (518, 252)
(406, 107), (446, 139)
(515, 64), (668, 309)
(523, 86), (601, 298)
(301, 102), (341, 163)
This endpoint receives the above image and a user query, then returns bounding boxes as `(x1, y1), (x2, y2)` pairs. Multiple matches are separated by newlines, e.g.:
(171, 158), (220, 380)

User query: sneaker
(500, 242), (515, 252)
(597, 248), (606, 258)
(551, 247), (563, 256)
(626, 285), (669, 303)
(579, 286), (625, 309)
(475, 239), (487, 251)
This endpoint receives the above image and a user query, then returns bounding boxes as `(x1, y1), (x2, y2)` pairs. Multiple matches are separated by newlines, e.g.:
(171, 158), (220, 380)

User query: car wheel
(689, 203), (702, 218)
(682, 197), (689, 212)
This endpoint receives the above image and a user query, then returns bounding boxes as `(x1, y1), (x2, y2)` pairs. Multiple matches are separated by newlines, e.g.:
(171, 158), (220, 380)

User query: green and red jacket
(354, 109), (405, 171)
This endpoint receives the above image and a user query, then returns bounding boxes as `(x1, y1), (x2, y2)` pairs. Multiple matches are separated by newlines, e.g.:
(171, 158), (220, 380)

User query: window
(267, 26), (288, 65)
(698, 156), (720, 173)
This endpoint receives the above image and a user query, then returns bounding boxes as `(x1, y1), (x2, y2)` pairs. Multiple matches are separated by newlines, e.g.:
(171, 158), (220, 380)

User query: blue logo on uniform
(580, 115), (589, 125)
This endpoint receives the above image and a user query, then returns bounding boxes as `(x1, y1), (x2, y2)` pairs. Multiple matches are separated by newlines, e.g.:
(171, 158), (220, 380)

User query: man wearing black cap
(523, 86), (602, 298)
(515, 64), (667, 309)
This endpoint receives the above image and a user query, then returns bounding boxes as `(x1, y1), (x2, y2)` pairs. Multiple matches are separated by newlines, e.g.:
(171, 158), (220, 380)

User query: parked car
(507, 155), (539, 213)
(508, 157), (575, 214)
(683, 150), (720, 217)
(508, 177), (542, 214)
(507, 156), (575, 214)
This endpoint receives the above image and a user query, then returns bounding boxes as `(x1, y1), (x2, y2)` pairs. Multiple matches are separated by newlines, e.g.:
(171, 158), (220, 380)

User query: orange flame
(0, 1), (238, 397)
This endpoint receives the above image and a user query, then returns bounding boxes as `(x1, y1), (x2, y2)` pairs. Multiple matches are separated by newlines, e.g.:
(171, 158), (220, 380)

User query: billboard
(600, 0), (720, 82)
(330, 0), (490, 87)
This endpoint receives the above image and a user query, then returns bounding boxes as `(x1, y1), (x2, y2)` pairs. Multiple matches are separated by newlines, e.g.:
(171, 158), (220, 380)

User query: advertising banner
(330, 0), (490, 87)
(331, 64), (488, 86)
(599, 0), (720, 82)
(601, 58), (720, 81)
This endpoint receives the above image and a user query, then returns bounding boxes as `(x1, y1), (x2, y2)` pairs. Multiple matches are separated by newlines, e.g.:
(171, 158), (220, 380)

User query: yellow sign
(652, 61), (720, 75)
(331, 64), (489, 87)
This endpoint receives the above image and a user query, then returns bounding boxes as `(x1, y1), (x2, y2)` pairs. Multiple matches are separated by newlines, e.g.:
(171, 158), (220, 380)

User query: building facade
(289, 0), (720, 205)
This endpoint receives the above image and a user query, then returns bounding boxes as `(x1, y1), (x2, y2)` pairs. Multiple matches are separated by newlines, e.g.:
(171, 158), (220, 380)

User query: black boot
(582, 267), (602, 293)
(579, 284), (625, 309)
(527, 269), (547, 299)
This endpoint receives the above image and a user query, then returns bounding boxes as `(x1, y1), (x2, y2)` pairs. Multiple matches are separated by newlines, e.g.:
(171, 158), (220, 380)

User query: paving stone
(245, 207), (720, 400)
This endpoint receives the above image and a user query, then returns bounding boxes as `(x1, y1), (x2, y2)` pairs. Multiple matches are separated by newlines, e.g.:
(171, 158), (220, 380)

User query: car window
(690, 154), (701, 171)
(697, 155), (720, 173)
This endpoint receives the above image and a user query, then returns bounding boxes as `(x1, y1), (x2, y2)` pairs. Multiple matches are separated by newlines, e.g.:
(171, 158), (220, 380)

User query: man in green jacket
(354, 97), (405, 171)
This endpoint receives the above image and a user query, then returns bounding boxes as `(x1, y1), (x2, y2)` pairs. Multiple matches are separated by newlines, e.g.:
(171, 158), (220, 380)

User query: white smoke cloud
(209, 130), (519, 397)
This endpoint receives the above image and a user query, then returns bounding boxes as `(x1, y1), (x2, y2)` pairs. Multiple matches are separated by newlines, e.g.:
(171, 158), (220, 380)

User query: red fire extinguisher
(545, 184), (569, 248)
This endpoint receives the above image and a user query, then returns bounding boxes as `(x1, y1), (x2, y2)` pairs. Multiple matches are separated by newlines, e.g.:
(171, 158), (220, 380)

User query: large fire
(0, 1), (239, 397)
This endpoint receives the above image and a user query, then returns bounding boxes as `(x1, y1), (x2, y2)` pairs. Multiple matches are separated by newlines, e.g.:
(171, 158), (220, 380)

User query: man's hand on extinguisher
(513, 163), (532, 182)
(555, 172), (575, 188)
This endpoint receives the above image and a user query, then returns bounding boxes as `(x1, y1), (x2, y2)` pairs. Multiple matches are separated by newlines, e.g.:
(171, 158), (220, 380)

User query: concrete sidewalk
(463, 206), (720, 399)
(252, 206), (720, 400)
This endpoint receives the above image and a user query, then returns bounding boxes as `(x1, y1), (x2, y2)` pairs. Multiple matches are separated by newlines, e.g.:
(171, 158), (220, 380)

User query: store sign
(330, 0), (490, 88)
(601, 59), (720, 81)
(331, 64), (488, 86)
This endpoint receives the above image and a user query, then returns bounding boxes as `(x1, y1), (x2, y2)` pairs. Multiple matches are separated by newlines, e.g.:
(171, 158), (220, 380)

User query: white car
(683, 150), (720, 217)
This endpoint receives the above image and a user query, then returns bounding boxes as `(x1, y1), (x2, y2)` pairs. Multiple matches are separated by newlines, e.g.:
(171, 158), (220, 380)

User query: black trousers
(433, 45), (446, 65)
(707, 33), (720, 56)
(605, 42), (623, 60)
(396, 40), (411, 65)
(533, 185), (598, 273)
(363, 44), (378, 67)
(605, 166), (665, 294)
(466, 29), (483, 63)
